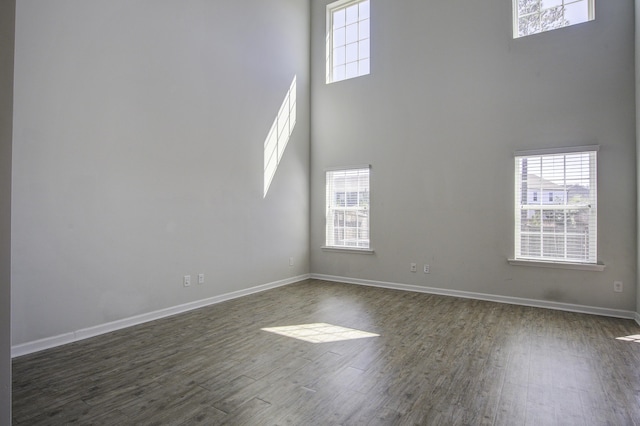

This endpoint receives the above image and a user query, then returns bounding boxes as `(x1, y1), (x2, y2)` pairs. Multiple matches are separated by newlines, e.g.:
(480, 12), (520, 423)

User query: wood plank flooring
(12, 279), (640, 425)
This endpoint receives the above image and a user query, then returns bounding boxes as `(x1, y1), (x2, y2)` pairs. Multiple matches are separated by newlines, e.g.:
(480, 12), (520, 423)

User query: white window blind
(326, 0), (370, 84)
(514, 149), (597, 264)
(326, 167), (370, 248)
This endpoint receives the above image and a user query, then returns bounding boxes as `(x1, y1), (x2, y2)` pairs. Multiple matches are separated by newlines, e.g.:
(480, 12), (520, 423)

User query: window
(513, 0), (594, 38)
(326, 0), (370, 84)
(514, 147), (597, 264)
(325, 167), (370, 249)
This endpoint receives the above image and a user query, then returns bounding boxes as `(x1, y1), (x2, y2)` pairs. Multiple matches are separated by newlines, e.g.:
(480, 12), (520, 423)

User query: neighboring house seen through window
(514, 147), (597, 264)
(325, 167), (370, 249)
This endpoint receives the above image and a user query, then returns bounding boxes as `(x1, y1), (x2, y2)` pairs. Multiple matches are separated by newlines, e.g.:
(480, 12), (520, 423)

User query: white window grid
(514, 149), (597, 264)
(513, 0), (594, 38)
(326, 0), (370, 84)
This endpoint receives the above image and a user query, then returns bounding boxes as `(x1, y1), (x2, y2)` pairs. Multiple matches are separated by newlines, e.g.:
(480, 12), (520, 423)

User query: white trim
(508, 258), (605, 271)
(321, 246), (375, 254)
(12, 274), (310, 358)
(310, 273), (636, 320)
(326, 0), (357, 10)
(324, 164), (371, 172)
(326, 0), (370, 84)
(514, 145), (599, 157)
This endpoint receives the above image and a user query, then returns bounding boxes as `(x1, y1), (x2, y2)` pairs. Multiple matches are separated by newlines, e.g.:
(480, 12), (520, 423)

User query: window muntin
(326, 0), (370, 84)
(326, 167), (370, 248)
(514, 149), (597, 264)
(513, 0), (594, 38)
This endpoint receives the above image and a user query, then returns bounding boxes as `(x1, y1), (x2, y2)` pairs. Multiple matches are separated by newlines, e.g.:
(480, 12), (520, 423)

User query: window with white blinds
(514, 148), (597, 264)
(326, 167), (370, 249)
(326, 0), (370, 84)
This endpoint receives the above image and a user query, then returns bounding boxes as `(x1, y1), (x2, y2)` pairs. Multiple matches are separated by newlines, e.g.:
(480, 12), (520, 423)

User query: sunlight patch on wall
(262, 323), (379, 343)
(264, 76), (297, 197)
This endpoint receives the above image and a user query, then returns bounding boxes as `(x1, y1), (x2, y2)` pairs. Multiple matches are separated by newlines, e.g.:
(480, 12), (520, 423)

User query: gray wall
(637, 0), (640, 322)
(311, 0), (637, 312)
(1, 0), (15, 420)
(12, 0), (310, 345)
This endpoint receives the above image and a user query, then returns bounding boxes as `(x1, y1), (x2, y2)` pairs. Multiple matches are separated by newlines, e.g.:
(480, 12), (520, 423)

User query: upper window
(326, 0), (370, 84)
(326, 167), (370, 249)
(513, 0), (594, 38)
(514, 147), (597, 264)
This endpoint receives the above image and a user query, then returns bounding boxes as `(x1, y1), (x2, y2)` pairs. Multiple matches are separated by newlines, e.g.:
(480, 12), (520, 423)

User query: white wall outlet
(183, 275), (191, 287)
(198, 273), (204, 284)
(613, 281), (623, 293)
(289, 257), (294, 266)
(424, 264), (430, 274)
(410, 263), (417, 272)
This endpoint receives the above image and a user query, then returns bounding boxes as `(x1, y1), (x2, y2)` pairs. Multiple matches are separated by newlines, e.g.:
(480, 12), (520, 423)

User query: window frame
(510, 146), (603, 271)
(323, 165), (373, 253)
(512, 0), (595, 39)
(326, 0), (371, 84)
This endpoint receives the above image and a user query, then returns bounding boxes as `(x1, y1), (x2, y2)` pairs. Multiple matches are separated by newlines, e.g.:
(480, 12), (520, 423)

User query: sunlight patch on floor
(262, 323), (379, 343)
(616, 334), (640, 343)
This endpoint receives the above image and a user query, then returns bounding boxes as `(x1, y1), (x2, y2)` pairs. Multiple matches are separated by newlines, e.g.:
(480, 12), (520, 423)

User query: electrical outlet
(424, 264), (430, 274)
(289, 257), (294, 266)
(613, 281), (623, 293)
(198, 274), (204, 284)
(410, 263), (417, 272)
(183, 275), (191, 287)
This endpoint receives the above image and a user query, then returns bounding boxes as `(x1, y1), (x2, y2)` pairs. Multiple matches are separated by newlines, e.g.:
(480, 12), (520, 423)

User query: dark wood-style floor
(12, 279), (640, 425)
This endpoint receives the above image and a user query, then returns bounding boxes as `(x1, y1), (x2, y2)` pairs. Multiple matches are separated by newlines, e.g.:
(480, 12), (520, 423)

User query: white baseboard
(12, 274), (310, 358)
(14, 273), (637, 357)
(310, 274), (637, 321)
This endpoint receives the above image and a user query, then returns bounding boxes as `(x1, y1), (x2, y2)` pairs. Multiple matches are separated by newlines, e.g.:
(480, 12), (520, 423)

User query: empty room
(2, 0), (640, 424)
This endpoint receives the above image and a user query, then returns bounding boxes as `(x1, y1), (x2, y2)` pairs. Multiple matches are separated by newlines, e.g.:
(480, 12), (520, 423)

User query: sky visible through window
(327, 0), (370, 83)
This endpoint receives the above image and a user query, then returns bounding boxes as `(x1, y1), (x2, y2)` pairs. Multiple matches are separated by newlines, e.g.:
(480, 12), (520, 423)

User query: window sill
(321, 246), (375, 255)
(508, 258), (605, 272)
